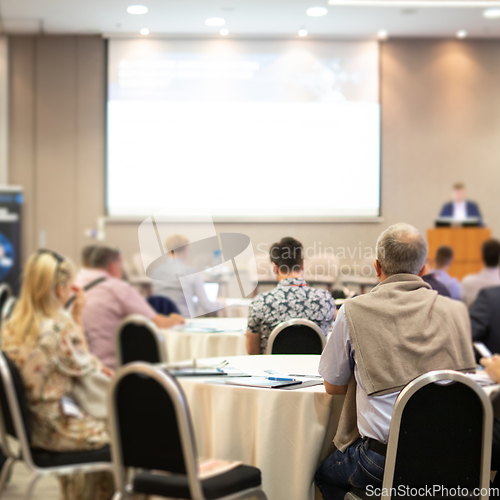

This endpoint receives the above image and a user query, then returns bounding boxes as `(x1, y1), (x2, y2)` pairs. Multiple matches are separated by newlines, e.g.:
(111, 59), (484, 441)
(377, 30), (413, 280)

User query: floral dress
(4, 314), (112, 451)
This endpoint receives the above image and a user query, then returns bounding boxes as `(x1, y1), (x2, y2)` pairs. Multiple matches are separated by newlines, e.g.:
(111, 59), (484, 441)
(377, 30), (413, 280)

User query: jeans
(315, 438), (386, 500)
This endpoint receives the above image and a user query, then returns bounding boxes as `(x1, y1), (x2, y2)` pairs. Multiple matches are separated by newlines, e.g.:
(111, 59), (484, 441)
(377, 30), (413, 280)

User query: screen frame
(104, 37), (383, 223)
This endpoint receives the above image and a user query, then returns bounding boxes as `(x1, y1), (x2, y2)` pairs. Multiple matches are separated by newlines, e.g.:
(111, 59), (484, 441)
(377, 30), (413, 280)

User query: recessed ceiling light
(127, 5), (148, 14)
(220, 28), (229, 36)
(140, 28), (150, 35)
(299, 28), (308, 37)
(205, 17), (226, 26)
(377, 29), (389, 40)
(456, 29), (468, 38)
(483, 8), (500, 18)
(306, 7), (328, 16)
(329, 1), (500, 6)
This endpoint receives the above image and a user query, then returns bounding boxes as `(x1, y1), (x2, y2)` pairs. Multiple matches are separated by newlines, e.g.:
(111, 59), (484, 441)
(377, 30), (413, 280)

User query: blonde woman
(2, 249), (114, 500)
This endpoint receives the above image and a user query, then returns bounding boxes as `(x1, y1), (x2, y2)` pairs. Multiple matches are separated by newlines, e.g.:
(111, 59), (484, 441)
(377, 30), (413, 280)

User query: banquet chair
(0, 352), (112, 500)
(108, 362), (268, 500)
(1, 296), (16, 323)
(0, 284), (12, 333)
(265, 318), (326, 355)
(345, 370), (493, 500)
(116, 314), (166, 366)
(0, 284), (11, 317)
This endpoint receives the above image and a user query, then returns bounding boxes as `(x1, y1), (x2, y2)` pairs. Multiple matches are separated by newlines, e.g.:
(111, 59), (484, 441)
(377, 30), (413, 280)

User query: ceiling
(3, 0), (500, 39)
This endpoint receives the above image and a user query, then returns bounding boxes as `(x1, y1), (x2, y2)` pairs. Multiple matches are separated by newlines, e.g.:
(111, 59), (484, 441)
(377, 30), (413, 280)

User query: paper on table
(468, 371), (497, 387)
(224, 377), (302, 389)
(171, 322), (245, 334)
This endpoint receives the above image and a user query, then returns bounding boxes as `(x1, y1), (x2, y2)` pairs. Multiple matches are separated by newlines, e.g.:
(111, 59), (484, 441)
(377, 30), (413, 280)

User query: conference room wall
(8, 36), (500, 271)
(8, 35), (105, 263)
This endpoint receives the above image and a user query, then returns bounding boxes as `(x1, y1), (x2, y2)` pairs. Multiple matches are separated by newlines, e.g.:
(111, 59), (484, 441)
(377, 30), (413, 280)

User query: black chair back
(113, 368), (193, 474)
(0, 352), (31, 442)
(392, 380), (483, 489)
(0, 285), (11, 319)
(267, 319), (326, 355)
(117, 315), (164, 366)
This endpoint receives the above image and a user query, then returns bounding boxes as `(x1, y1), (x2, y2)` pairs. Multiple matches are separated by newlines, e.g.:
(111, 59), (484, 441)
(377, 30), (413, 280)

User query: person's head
(435, 245), (454, 270)
(452, 182), (466, 203)
(91, 246), (123, 278)
(81, 244), (97, 268)
(165, 234), (189, 259)
(375, 223), (428, 280)
(269, 237), (304, 278)
(482, 239), (500, 268)
(3, 249), (75, 347)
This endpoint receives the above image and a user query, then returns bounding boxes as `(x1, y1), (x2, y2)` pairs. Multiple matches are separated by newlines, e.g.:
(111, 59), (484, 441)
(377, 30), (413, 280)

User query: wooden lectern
(427, 227), (491, 280)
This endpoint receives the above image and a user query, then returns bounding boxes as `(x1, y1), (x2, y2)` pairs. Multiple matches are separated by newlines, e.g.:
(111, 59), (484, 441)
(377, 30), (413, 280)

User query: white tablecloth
(161, 318), (248, 363)
(176, 355), (343, 500)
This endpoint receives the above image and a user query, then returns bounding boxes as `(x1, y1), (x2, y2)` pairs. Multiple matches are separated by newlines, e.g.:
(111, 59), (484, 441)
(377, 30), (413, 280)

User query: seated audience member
(246, 237), (335, 355)
(432, 245), (461, 300)
(75, 246), (184, 369)
(315, 223), (475, 500)
(152, 234), (224, 318)
(2, 250), (114, 500)
(470, 285), (500, 356)
(421, 259), (451, 297)
(462, 239), (500, 307)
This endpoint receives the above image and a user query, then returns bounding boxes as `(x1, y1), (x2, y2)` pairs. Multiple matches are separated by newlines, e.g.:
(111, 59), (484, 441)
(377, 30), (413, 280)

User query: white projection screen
(107, 39), (380, 220)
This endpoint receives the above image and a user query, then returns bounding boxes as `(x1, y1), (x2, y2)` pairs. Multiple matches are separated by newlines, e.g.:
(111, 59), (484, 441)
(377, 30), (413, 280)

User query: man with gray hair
(315, 223), (475, 500)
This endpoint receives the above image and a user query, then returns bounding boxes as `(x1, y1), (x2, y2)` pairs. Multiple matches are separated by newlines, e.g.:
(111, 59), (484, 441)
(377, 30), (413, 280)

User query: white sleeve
(318, 305), (354, 385)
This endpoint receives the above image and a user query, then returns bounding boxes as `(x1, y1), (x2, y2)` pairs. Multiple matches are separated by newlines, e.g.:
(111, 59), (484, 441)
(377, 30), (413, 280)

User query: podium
(427, 227), (491, 280)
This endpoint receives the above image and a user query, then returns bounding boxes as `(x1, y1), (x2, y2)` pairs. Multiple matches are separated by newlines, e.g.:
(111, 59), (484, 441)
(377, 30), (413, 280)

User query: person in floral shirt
(247, 237), (335, 354)
(2, 249), (114, 500)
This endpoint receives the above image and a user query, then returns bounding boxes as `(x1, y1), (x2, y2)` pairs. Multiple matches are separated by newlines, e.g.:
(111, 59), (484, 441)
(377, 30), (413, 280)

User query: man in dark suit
(439, 182), (483, 224)
(470, 285), (500, 355)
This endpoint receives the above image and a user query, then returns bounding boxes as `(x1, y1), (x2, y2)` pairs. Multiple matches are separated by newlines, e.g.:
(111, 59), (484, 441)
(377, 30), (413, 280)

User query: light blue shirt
(433, 269), (461, 300)
(318, 305), (398, 443)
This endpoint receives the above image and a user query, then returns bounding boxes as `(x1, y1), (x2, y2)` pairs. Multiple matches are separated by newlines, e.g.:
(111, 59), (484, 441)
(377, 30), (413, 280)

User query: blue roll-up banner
(0, 187), (22, 293)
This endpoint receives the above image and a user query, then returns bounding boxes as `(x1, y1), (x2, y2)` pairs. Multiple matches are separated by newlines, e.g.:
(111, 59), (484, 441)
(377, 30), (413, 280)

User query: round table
(161, 318), (248, 363)
(175, 355), (344, 500)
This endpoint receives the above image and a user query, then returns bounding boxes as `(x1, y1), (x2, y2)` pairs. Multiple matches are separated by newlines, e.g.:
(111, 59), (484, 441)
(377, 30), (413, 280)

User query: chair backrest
(382, 370), (492, 500)
(266, 318), (326, 355)
(116, 315), (166, 367)
(0, 285), (11, 318)
(108, 362), (204, 499)
(147, 295), (180, 315)
(1, 296), (16, 323)
(0, 352), (35, 465)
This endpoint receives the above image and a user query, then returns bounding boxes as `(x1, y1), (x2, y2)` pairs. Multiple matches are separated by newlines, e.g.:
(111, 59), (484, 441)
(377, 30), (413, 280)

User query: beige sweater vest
(333, 274), (476, 452)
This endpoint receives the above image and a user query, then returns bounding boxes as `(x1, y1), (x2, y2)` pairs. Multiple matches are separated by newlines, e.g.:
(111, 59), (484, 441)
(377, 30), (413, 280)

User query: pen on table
(265, 376), (297, 382)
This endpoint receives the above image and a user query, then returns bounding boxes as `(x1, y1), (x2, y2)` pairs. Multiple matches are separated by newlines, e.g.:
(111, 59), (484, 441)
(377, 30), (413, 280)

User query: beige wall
(8, 35), (105, 263)
(8, 36), (500, 271)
